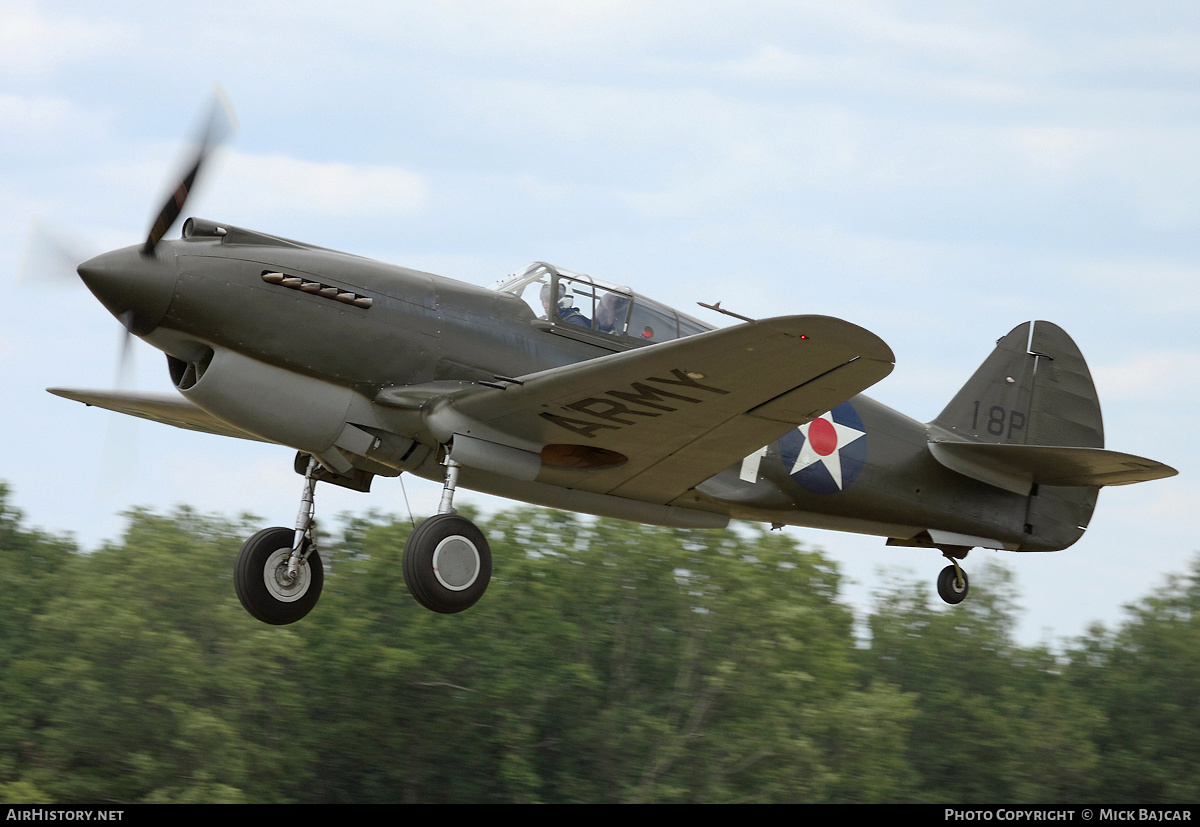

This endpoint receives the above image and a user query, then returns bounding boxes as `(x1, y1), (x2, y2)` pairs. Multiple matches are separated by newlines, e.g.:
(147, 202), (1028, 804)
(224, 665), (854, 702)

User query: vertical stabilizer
(932, 321), (1103, 449)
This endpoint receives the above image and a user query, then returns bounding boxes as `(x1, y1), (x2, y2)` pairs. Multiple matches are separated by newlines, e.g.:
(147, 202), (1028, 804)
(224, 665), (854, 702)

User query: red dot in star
(807, 418), (838, 456)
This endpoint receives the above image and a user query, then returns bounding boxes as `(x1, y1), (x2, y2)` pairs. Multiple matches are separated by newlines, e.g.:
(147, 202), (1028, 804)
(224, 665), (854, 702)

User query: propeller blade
(116, 310), (137, 388)
(17, 221), (97, 288)
(142, 86), (237, 255)
(98, 328), (139, 496)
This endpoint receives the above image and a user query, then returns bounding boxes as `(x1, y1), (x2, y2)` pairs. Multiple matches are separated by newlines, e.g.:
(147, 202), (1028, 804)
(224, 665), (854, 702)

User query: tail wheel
(937, 564), (969, 605)
(403, 514), (492, 614)
(235, 526), (324, 625)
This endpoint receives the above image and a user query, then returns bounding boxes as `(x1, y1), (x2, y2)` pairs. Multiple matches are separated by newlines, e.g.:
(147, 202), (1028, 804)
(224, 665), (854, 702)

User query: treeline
(0, 481), (1197, 803)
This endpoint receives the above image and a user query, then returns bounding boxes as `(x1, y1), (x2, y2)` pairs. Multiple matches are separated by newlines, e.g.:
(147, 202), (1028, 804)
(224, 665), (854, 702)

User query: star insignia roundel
(779, 401), (868, 495)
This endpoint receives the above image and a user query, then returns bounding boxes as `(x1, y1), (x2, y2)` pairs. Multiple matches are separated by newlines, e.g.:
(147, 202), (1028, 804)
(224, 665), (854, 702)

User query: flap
(418, 315), (894, 504)
(48, 387), (269, 443)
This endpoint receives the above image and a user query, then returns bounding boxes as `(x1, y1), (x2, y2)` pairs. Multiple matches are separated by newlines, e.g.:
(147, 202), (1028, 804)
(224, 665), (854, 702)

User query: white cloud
(711, 43), (1028, 104)
(311, 0), (678, 58)
(212, 151), (428, 217)
(0, 1), (127, 74)
(1092, 350), (1200, 401)
(1068, 259), (1200, 315)
(1078, 29), (1200, 76)
(1125, 479), (1200, 524)
(806, 2), (1022, 63)
(1008, 126), (1100, 177)
(0, 94), (74, 134)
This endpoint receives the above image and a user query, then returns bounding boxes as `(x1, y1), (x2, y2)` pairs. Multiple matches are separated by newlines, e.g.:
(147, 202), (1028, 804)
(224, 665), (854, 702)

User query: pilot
(594, 292), (629, 334)
(540, 282), (590, 327)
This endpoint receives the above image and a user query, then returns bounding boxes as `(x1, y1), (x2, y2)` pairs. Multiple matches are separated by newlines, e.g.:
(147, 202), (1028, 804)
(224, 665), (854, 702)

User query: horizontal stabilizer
(929, 440), (1177, 495)
(48, 387), (269, 443)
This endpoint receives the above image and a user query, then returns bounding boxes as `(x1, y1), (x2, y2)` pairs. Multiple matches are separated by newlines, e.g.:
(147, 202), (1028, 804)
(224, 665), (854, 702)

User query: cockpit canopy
(491, 262), (712, 344)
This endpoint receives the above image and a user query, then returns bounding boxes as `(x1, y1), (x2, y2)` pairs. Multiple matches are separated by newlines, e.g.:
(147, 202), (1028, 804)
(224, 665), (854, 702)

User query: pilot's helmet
(595, 293), (629, 331)
(539, 281), (572, 308)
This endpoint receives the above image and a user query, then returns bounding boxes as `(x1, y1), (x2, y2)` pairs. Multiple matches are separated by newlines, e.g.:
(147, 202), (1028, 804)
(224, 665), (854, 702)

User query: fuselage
(77, 221), (1088, 554)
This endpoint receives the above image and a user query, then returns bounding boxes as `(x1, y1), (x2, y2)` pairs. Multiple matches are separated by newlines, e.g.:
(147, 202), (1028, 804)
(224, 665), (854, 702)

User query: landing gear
(403, 513), (492, 613)
(235, 527), (324, 624)
(937, 562), (969, 605)
(235, 450), (494, 621)
(235, 455), (324, 624)
(402, 457), (493, 613)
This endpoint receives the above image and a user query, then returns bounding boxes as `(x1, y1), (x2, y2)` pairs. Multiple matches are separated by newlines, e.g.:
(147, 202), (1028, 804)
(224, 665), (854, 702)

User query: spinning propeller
(20, 87), (237, 378)
(141, 88), (236, 257)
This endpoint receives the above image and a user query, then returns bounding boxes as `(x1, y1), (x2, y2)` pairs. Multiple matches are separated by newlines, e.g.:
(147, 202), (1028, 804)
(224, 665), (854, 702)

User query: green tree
(302, 508), (915, 802)
(863, 562), (1100, 802)
(1067, 556), (1200, 803)
(28, 508), (315, 803)
(0, 484), (76, 802)
(0, 484), (930, 803)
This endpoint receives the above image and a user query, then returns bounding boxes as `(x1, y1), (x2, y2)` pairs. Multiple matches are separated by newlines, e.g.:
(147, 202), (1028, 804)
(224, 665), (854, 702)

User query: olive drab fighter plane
(47, 97), (1177, 625)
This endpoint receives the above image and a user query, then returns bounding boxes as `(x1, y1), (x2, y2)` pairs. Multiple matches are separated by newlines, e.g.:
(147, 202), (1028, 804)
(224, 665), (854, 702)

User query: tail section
(929, 321), (1175, 551)
(931, 320), (1103, 448)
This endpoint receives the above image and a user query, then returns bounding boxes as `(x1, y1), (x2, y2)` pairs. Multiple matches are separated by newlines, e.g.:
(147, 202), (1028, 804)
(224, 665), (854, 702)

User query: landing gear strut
(402, 456), (492, 614)
(234, 456), (324, 624)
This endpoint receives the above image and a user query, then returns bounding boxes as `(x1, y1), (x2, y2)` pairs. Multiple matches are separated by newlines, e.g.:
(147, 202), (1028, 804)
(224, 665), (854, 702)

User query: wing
(381, 315), (894, 505)
(48, 387), (269, 442)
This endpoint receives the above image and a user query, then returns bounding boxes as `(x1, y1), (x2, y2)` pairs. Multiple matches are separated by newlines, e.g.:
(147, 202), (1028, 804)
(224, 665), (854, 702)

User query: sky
(1, 0), (1197, 646)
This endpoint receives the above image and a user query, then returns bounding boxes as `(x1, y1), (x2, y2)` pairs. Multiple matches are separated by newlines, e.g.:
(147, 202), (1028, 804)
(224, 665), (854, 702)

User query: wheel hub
(264, 548), (311, 602)
(432, 535), (480, 591)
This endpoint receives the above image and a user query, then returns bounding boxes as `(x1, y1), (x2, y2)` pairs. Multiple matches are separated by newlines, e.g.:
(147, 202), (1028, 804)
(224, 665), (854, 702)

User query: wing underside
(48, 387), (269, 443)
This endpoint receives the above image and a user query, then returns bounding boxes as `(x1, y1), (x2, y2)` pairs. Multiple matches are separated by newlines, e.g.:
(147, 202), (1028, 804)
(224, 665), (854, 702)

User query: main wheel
(235, 527), (324, 625)
(937, 564), (969, 605)
(403, 514), (492, 614)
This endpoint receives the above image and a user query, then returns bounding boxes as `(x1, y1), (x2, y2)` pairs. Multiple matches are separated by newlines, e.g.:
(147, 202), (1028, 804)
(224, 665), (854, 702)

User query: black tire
(403, 514), (492, 614)
(235, 527), (324, 625)
(937, 564), (969, 605)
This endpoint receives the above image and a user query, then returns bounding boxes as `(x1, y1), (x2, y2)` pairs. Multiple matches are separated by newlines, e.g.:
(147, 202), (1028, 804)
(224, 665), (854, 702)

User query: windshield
(491, 262), (713, 343)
